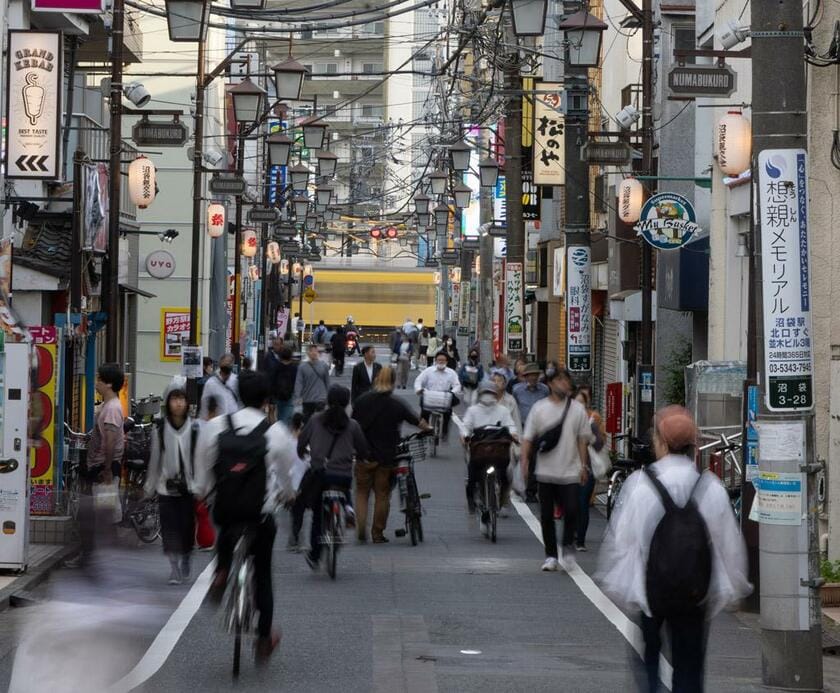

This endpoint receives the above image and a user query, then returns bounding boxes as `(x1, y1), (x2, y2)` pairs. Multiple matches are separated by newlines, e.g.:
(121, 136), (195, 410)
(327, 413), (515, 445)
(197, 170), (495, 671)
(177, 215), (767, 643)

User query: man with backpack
(312, 320), (328, 345)
(196, 370), (298, 663)
(265, 344), (298, 426)
(597, 405), (751, 692)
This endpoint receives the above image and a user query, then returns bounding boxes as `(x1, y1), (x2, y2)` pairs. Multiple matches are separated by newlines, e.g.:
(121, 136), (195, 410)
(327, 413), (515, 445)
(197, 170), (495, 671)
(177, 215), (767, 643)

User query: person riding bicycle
(415, 351), (462, 442)
(297, 385), (369, 570)
(461, 381), (519, 527)
(197, 370), (298, 663)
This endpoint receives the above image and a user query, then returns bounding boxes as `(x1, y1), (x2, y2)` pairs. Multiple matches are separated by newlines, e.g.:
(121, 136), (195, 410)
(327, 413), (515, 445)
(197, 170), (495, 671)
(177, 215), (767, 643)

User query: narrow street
(0, 359), (767, 692)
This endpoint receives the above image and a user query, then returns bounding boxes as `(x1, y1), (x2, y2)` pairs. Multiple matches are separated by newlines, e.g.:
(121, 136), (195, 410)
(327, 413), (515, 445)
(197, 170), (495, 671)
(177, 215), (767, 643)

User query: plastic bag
(589, 445), (610, 481)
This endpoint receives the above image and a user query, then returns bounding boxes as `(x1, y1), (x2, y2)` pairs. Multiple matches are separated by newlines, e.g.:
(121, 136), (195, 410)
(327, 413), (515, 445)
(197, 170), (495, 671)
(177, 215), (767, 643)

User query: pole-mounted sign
(209, 174), (247, 196)
(132, 117), (189, 147)
(581, 141), (632, 166)
(758, 149), (814, 411)
(634, 192), (701, 250)
(566, 246), (592, 371)
(5, 31), (62, 180)
(248, 207), (280, 223)
(667, 64), (737, 99)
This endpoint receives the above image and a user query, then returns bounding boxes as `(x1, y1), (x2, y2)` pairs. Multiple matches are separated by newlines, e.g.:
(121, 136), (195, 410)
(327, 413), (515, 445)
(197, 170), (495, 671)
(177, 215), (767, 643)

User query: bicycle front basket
(408, 436), (427, 461)
(423, 390), (453, 412)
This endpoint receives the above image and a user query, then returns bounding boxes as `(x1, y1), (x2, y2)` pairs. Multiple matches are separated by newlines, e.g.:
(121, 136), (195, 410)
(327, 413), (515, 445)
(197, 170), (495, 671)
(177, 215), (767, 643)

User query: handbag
(588, 445), (610, 481)
(536, 398), (572, 454)
(194, 499), (215, 548)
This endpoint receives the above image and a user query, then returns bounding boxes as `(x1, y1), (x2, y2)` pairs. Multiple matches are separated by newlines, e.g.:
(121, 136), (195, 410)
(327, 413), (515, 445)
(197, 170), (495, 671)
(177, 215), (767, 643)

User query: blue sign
(303, 274), (314, 286)
(634, 192), (700, 250)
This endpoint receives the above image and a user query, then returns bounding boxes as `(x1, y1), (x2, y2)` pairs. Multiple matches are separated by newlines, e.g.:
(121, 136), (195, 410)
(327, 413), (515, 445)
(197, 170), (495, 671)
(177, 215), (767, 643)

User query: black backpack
(645, 467), (713, 618)
(273, 361), (297, 401)
(212, 416), (271, 525)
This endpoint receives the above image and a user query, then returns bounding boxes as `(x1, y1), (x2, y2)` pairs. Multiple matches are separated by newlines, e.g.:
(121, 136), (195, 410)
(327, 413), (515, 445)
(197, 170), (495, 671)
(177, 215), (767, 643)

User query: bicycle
(61, 423), (89, 521)
(393, 431), (432, 546)
(420, 390), (453, 457)
(465, 426), (513, 543)
(320, 487), (346, 579)
(120, 419), (161, 543)
(222, 527), (257, 678)
(605, 434), (652, 520)
(698, 429), (744, 521)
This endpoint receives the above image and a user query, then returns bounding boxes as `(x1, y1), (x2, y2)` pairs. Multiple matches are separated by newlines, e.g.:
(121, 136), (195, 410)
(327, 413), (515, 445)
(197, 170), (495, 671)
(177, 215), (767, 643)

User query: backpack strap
(644, 467), (678, 513)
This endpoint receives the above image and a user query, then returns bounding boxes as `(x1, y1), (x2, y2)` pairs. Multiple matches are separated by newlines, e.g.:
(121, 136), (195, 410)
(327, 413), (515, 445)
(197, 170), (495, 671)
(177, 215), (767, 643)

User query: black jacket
(351, 360), (382, 403)
(352, 391), (421, 466)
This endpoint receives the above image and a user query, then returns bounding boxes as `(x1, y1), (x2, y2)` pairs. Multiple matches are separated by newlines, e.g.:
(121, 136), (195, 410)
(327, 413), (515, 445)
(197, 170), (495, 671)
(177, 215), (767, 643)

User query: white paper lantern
(717, 110), (751, 176)
(266, 241), (282, 264)
(206, 203), (225, 238)
(617, 177), (644, 224)
(248, 264), (260, 281)
(128, 155), (156, 209)
(241, 228), (258, 258)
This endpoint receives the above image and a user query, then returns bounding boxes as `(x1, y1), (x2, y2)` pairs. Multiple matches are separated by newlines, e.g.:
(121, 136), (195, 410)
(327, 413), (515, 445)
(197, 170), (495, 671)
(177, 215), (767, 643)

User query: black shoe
(305, 553), (319, 571)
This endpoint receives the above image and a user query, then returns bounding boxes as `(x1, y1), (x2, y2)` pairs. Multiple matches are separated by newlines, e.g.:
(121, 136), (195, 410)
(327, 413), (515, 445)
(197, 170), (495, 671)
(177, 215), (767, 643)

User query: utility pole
(188, 40), (207, 350)
(504, 61), (525, 360)
(751, 0), (822, 687)
(104, 0), (125, 362)
(231, 127), (245, 365)
(477, 127), (494, 362)
(636, 0), (656, 439)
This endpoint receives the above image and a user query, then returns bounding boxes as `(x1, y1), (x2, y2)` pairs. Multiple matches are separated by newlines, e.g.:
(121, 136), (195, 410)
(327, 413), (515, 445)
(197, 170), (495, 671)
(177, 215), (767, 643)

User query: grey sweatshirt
(293, 358), (330, 404)
(297, 411), (369, 477)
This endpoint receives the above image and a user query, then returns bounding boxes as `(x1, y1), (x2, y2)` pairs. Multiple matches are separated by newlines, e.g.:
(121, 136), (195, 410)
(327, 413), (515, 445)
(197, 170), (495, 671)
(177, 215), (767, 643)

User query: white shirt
(462, 401), (518, 437)
(365, 362), (374, 383)
(596, 455), (751, 618)
(523, 397), (591, 484)
(144, 419), (201, 497)
(194, 407), (298, 512)
(402, 320), (416, 335)
(200, 373), (240, 419)
(414, 365), (462, 395)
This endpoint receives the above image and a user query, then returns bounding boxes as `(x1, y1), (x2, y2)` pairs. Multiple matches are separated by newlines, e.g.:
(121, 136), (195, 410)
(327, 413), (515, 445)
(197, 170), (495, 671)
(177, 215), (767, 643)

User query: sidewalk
(0, 543), (78, 611)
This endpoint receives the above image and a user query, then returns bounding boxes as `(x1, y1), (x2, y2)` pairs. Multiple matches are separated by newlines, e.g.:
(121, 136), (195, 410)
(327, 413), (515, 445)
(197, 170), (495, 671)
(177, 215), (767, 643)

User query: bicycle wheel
(487, 476), (499, 543)
(430, 415), (439, 457)
(407, 475), (423, 544)
(233, 620), (242, 678)
(606, 474), (624, 520)
(133, 498), (161, 543)
(327, 505), (339, 580)
(66, 467), (81, 520)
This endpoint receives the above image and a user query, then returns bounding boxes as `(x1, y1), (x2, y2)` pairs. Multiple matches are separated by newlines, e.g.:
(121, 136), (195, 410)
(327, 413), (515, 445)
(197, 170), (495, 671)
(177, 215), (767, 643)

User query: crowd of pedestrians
(78, 319), (751, 686)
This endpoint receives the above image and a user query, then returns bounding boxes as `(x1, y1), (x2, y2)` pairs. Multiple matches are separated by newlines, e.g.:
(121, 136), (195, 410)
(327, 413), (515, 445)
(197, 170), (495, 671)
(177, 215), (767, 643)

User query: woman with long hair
(144, 385), (200, 584)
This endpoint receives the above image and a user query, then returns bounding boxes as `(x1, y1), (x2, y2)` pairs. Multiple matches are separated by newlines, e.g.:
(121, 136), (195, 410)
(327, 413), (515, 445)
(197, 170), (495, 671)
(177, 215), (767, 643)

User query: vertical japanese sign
(451, 281), (461, 327)
(606, 382), (623, 434)
(521, 78), (541, 220)
(757, 149), (814, 411)
(458, 280), (471, 336)
(5, 31), (62, 180)
(566, 246), (591, 371)
(533, 83), (565, 186)
(505, 262), (524, 353)
(160, 308), (193, 361)
(29, 326), (57, 514)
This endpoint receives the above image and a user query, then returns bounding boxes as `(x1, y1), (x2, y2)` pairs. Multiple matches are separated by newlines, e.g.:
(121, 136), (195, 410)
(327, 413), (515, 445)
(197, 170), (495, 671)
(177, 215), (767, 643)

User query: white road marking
(108, 558), (216, 693)
(510, 495), (674, 690)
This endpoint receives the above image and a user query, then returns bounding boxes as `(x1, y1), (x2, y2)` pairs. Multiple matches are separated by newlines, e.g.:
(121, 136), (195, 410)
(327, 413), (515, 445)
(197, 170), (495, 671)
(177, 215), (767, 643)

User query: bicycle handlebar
(64, 422), (89, 438)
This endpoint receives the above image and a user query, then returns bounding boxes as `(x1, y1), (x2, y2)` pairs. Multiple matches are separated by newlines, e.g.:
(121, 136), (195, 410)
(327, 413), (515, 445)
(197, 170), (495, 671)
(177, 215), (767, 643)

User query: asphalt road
(0, 352), (768, 692)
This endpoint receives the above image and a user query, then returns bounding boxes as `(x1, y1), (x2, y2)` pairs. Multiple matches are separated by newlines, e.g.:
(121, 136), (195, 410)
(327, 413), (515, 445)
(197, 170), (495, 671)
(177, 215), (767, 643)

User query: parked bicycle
(393, 431), (432, 546)
(222, 527), (257, 678)
(605, 433), (653, 519)
(698, 429), (744, 521)
(61, 423), (88, 520)
(120, 418), (160, 543)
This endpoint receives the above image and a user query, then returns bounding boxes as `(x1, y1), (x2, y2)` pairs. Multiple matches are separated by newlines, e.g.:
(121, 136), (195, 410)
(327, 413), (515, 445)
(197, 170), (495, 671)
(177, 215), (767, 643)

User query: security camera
(123, 82), (151, 107)
(718, 20), (750, 50)
(203, 147), (225, 166)
(616, 105), (640, 130)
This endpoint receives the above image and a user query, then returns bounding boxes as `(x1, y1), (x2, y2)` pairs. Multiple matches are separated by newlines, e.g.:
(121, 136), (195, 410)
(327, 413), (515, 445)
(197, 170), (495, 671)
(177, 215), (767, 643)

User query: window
(302, 64), (313, 81)
(360, 104), (383, 118)
(362, 62), (383, 74)
(673, 26), (696, 64)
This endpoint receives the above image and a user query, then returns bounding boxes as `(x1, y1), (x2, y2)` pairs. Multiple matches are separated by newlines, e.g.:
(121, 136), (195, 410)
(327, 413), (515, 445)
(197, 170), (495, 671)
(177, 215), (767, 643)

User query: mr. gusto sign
(145, 250), (175, 279)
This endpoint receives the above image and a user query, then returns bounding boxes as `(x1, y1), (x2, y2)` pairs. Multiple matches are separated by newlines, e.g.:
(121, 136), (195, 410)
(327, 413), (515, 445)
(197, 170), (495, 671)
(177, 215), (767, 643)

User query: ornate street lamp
(302, 118), (328, 150)
(292, 196), (310, 218)
(510, 0), (548, 37)
(453, 182), (472, 209)
(417, 212), (431, 228)
(429, 169), (448, 196)
(229, 77), (266, 124)
(449, 139), (472, 172)
(414, 192), (431, 215)
(558, 10), (608, 67)
(230, 0), (265, 8)
(164, 0), (209, 41)
(315, 186), (333, 208)
(304, 214), (319, 232)
(272, 56), (307, 102)
(267, 133), (292, 167)
(479, 157), (500, 188)
(289, 164), (311, 191)
(316, 150), (338, 178)
(434, 204), (450, 226)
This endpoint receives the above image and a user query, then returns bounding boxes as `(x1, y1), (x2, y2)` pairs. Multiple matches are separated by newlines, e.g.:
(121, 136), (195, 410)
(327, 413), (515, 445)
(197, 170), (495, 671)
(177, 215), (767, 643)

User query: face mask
(469, 354), (478, 362)
(545, 367), (556, 379)
(436, 363), (446, 371)
(479, 393), (497, 405)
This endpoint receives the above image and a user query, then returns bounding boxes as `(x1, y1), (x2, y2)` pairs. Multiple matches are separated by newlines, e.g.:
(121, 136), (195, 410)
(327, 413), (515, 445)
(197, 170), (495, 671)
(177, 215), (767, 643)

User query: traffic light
(370, 227), (383, 239)
(385, 226), (398, 239)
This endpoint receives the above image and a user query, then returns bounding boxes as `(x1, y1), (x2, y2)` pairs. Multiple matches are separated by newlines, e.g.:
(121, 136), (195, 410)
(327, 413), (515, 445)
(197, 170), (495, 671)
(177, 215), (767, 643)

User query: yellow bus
(303, 268), (437, 337)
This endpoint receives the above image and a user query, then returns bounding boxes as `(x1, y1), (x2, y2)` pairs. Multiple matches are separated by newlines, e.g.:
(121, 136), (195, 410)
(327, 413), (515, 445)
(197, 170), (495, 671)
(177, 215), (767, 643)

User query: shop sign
(634, 192), (700, 250)
(758, 149), (814, 411)
(5, 31), (62, 180)
(532, 84), (565, 186)
(505, 261), (524, 352)
(566, 246), (591, 371)
(145, 249), (176, 279)
(160, 307), (195, 361)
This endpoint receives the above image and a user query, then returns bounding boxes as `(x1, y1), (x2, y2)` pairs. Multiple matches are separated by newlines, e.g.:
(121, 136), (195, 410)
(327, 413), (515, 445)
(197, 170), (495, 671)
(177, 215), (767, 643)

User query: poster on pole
(566, 246), (591, 371)
(160, 308), (194, 362)
(181, 346), (203, 379)
(5, 31), (62, 180)
(757, 149), (814, 411)
(505, 262), (524, 353)
(532, 84), (565, 186)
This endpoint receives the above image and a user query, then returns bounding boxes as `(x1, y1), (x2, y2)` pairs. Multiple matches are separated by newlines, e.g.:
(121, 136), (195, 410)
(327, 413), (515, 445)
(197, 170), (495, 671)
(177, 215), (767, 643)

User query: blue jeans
(576, 471), (596, 546)
(275, 399), (294, 426)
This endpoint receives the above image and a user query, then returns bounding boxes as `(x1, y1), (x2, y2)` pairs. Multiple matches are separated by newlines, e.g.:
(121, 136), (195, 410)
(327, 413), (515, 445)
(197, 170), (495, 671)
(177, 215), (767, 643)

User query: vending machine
(0, 340), (31, 570)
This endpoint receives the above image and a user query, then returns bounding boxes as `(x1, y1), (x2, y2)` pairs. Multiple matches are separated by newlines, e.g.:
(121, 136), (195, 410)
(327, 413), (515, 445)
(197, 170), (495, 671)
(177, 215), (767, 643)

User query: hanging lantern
(128, 155), (156, 209)
(280, 258), (289, 274)
(617, 177), (644, 224)
(266, 240), (282, 264)
(206, 202), (225, 238)
(241, 228), (258, 257)
(717, 110), (752, 176)
(248, 264), (260, 281)
(478, 157), (500, 188)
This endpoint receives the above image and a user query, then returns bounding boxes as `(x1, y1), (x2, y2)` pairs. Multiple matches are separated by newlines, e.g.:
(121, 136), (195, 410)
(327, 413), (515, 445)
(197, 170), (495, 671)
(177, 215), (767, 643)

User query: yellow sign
(303, 288), (317, 304)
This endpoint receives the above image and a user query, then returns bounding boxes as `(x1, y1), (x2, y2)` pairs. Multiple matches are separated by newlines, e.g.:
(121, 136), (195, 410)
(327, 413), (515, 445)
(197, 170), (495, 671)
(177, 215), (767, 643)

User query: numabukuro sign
(132, 119), (189, 147)
(5, 31), (62, 180)
(667, 64), (737, 99)
(634, 192), (701, 250)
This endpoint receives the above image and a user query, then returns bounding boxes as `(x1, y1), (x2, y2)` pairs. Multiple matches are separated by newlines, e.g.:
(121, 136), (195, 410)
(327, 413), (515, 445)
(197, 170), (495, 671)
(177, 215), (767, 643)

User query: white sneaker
(479, 520), (489, 537)
(541, 557), (559, 572)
